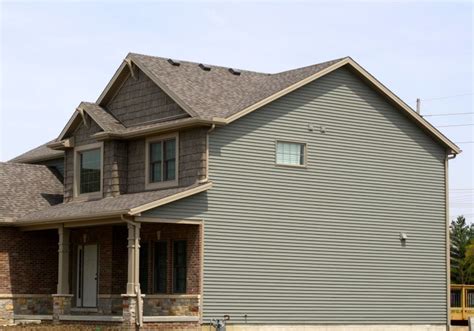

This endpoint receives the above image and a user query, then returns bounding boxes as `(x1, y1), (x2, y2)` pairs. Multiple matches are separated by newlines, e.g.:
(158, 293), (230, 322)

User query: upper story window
(146, 133), (179, 189)
(74, 142), (103, 198)
(276, 141), (306, 167)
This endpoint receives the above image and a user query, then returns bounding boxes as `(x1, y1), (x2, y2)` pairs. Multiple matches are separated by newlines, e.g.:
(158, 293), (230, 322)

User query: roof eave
(219, 57), (460, 155)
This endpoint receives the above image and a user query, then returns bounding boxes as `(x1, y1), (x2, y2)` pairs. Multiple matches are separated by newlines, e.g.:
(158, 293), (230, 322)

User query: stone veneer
(143, 295), (200, 316)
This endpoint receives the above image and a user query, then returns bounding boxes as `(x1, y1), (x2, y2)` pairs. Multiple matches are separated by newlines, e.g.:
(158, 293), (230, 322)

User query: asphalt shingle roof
(130, 53), (345, 120)
(9, 140), (63, 163)
(0, 162), (63, 222)
(18, 182), (209, 223)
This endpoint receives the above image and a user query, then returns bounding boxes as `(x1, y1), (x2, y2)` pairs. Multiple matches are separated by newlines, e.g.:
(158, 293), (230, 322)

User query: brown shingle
(0, 162), (63, 222)
(17, 182), (210, 224)
(130, 53), (345, 120)
(9, 140), (63, 163)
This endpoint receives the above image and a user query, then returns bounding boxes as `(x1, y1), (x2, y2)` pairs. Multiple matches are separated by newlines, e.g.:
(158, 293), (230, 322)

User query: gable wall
(105, 69), (188, 127)
(145, 67), (448, 325)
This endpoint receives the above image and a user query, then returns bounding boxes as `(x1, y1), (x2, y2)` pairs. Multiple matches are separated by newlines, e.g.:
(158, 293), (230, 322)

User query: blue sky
(0, 1), (472, 221)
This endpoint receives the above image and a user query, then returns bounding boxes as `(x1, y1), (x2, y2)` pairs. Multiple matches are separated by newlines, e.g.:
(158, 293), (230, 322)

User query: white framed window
(145, 133), (179, 190)
(276, 141), (306, 167)
(74, 142), (103, 198)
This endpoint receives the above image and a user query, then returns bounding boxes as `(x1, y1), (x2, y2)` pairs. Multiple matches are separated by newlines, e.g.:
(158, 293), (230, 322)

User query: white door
(76, 244), (98, 307)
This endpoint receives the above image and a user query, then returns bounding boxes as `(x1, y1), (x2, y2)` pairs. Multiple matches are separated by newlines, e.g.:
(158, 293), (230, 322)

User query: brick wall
(0, 227), (57, 294)
(106, 68), (188, 127)
(68, 224), (200, 296)
(140, 223), (201, 295)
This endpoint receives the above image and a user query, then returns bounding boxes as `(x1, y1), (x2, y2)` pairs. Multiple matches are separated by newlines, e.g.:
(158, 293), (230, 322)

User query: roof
(121, 53), (344, 120)
(16, 181), (212, 225)
(0, 162), (63, 222)
(9, 140), (64, 163)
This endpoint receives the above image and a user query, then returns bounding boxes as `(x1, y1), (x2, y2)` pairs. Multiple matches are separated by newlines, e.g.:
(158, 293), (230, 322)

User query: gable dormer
(100, 65), (190, 127)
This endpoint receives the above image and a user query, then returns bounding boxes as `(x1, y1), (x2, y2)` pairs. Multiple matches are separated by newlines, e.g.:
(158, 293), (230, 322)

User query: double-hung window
(146, 134), (178, 189)
(276, 141), (306, 167)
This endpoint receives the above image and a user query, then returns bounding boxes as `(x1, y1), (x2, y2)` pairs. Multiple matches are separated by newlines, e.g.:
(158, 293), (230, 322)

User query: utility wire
(423, 112), (474, 117)
(437, 123), (474, 128)
(454, 141), (474, 144)
(422, 92), (473, 101)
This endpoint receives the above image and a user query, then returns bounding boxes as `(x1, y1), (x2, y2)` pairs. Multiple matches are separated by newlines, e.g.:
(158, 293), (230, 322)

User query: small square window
(276, 141), (305, 166)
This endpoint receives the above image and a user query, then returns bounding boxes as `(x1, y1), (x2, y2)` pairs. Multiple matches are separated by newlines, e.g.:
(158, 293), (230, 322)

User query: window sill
(145, 180), (179, 191)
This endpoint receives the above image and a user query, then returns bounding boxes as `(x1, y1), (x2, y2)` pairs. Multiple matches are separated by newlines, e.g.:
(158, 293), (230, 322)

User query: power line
(422, 92), (473, 101)
(423, 112), (474, 117)
(454, 141), (474, 144)
(437, 123), (474, 128)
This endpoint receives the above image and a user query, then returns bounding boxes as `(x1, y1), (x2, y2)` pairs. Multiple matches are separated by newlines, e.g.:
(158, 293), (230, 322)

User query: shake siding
(145, 67), (448, 325)
(106, 68), (188, 127)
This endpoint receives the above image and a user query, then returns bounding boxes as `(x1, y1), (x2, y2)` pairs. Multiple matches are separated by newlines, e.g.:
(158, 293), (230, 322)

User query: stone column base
(52, 294), (73, 324)
(0, 298), (14, 325)
(122, 293), (146, 328)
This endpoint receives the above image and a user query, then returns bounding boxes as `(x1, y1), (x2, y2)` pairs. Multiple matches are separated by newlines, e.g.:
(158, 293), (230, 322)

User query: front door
(76, 244), (98, 307)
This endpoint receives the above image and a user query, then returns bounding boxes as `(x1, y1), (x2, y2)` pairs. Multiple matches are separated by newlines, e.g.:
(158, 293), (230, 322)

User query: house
(0, 53), (460, 331)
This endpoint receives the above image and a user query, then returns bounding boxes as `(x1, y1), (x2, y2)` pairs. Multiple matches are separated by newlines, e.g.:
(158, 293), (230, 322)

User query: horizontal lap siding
(145, 67), (447, 324)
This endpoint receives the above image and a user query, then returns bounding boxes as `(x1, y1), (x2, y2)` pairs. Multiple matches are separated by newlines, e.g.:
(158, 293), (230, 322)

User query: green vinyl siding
(145, 67), (447, 325)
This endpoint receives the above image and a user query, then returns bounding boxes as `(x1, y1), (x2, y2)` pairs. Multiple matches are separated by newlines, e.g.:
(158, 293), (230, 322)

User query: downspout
(199, 124), (216, 184)
(446, 152), (456, 330)
(122, 216), (143, 327)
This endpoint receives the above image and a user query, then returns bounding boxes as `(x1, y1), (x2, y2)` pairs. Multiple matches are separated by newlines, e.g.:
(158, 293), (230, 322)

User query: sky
(0, 1), (473, 222)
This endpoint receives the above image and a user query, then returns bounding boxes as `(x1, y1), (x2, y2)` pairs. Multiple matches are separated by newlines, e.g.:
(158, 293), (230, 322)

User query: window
(139, 242), (149, 293)
(74, 143), (102, 196)
(276, 141), (306, 166)
(153, 241), (168, 293)
(146, 134), (178, 189)
(173, 241), (187, 293)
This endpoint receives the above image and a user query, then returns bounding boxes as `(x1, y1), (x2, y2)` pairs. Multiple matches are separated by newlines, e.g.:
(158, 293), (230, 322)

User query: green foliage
(450, 215), (474, 284)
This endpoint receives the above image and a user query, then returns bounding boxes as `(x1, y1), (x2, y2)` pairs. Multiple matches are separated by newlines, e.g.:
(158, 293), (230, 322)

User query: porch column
(53, 225), (72, 324)
(126, 222), (136, 295)
(57, 225), (70, 294)
(123, 221), (143, 327)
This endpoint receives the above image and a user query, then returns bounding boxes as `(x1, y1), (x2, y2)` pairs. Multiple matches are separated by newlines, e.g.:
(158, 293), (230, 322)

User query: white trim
(14, 315), (53, 321)
(59, 315), (124, 322)
(135, 217), (202, 225)
(145, 132), (179, 190)
(0, 294), (51, 299)
(73, 142), (104, 200)
(144, 294), (200, 299)
(142, 316), (199, 323)
(129, 182), (213, 215)
(275, 140), (308, 168)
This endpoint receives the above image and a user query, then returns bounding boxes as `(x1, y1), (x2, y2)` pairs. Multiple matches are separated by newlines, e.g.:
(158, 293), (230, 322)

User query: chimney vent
(229, 68), (241, 76)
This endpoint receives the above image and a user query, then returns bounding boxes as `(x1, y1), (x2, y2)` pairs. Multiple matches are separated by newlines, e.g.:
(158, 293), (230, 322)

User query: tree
(450, 215), (474, 284)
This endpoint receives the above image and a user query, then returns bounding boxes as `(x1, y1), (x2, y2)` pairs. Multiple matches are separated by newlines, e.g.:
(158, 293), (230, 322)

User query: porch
(8, 218), (202, 329)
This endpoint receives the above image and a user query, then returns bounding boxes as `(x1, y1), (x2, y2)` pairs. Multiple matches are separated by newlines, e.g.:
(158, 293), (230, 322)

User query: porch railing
(451, 284), (474, 320)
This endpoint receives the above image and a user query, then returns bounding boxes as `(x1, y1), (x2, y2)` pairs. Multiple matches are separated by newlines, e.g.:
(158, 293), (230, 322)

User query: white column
(126, 222), (136, 295)
(57, 225), (70, 294)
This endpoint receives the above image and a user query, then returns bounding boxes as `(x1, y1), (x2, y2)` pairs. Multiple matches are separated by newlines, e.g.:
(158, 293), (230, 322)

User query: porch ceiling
(15, 182), (212, 225)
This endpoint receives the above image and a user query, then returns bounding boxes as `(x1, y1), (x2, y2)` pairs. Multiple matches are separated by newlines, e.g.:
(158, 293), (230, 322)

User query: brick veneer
(0, 227), (57, 294)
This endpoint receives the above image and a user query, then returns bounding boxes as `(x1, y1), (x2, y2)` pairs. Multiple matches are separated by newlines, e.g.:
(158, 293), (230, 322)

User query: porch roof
(16, 182), (211, 225)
